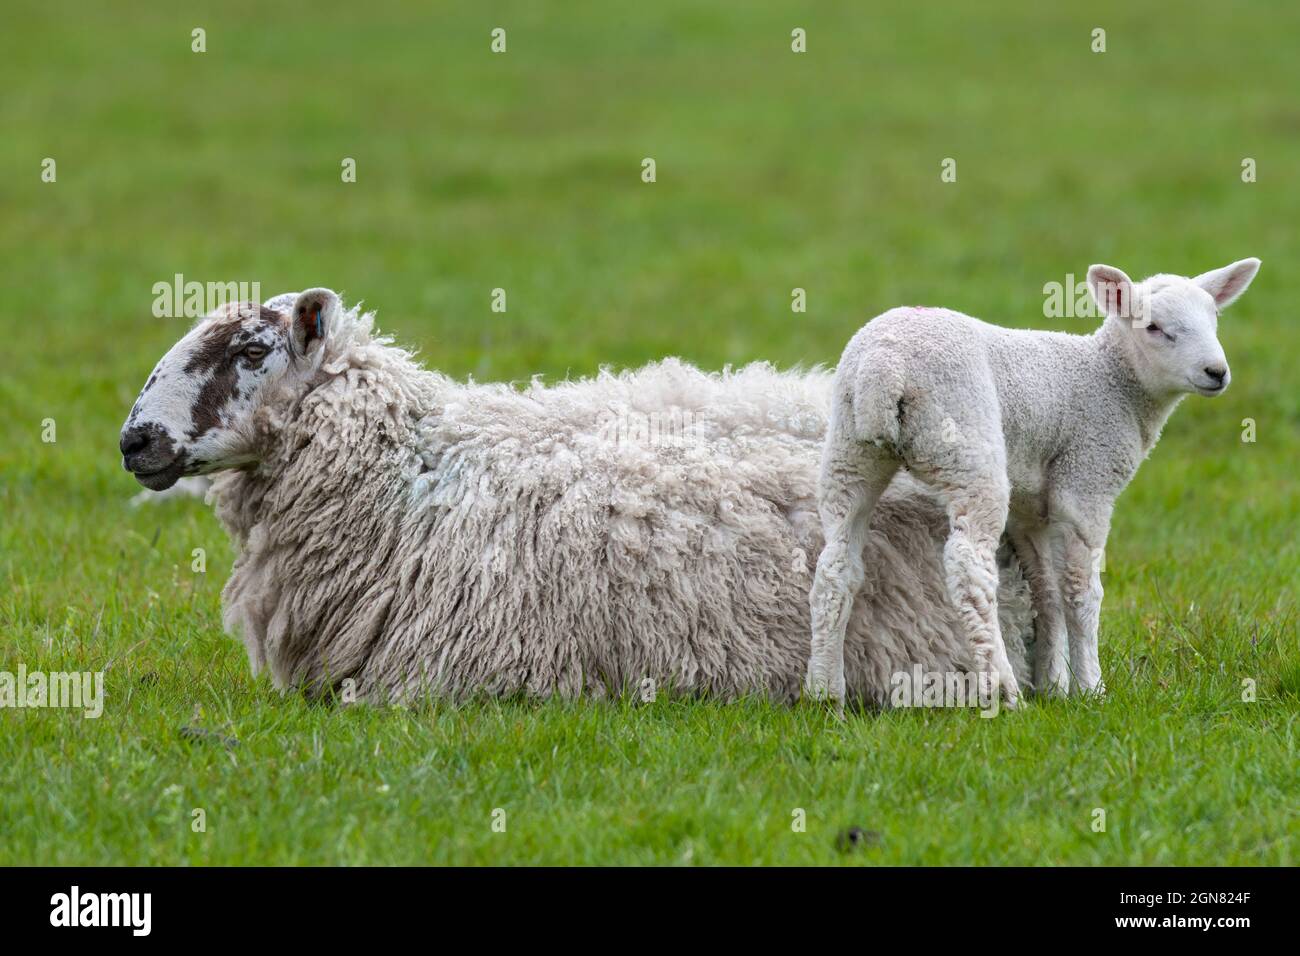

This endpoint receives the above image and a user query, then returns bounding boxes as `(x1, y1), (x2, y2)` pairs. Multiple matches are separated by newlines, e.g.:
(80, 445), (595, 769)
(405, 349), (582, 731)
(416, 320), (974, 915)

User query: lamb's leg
(1008, 525), (1069, 696)
(806, 438), (898, 704)
(1061, 521), (1108, 696)
(942, 485), (1021, 706)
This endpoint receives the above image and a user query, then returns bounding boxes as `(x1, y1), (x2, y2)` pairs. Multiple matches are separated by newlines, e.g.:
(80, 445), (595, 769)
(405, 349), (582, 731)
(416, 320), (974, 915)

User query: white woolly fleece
(210, 303), (1034, 706)
(807, 258), (1258, 705)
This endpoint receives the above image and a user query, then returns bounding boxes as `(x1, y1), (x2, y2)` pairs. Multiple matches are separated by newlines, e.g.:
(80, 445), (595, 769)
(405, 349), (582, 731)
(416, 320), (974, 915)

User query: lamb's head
(1088, 258), (1260, 399)
(120, 288), (341, 490)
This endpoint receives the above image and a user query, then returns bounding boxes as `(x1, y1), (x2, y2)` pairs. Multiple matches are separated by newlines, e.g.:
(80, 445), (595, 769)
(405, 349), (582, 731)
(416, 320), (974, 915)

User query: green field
(1, 1), (1297, 864)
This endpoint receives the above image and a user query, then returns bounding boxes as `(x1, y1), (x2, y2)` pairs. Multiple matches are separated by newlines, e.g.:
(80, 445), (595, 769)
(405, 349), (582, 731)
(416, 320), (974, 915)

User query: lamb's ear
(1193, 258), (1260, 310)
(1086, 264), (1135, 320)
(289, 288), (341, 356)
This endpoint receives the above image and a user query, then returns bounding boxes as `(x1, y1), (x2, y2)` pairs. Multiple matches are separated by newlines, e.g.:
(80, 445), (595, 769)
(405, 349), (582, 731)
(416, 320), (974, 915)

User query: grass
(1, 0), (1298, 864)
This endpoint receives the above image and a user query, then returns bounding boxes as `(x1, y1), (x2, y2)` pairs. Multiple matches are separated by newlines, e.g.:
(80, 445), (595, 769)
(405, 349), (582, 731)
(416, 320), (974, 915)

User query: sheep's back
(222, 356), (1034, 705)
(373, 360), (833, 702)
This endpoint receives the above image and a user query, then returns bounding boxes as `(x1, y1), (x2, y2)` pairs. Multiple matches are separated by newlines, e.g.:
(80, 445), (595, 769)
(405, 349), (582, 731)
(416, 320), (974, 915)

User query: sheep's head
(120, 288), (340, 490)
(1088, 258), (1260, 399)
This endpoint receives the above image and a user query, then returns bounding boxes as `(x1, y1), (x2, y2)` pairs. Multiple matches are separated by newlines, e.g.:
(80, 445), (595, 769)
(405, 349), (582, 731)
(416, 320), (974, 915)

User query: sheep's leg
(1008, 524), (1069, 696)
(1061, 521), (1108, 696)
(941, 485), (1021, 706)
(806, 439), (898, 705)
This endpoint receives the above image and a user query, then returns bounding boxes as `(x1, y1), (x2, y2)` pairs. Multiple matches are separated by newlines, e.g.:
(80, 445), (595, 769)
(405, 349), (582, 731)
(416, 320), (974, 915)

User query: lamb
(119, 288), (1035, 707)
(805, 259), (1261, 708)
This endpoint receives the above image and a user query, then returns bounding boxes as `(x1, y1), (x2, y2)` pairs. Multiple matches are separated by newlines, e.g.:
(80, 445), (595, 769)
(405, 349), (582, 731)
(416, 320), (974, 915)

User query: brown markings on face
(258, 304), (286, 327)
(184, 320), (241, 440)
(182, 304), (289, 440)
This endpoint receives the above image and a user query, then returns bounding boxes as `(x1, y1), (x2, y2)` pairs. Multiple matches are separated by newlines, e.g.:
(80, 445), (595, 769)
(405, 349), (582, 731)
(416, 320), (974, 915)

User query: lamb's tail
(841, 344), (907, 451)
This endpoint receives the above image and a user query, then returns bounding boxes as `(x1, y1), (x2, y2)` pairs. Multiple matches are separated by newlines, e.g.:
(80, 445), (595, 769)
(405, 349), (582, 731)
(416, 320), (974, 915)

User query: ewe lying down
(807, 259), (1261, 709)
(121, 289), (1033, 705)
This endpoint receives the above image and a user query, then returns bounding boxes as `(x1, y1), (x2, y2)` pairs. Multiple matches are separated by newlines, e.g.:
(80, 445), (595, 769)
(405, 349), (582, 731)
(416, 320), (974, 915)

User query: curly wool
(211, 304), (1034, 706)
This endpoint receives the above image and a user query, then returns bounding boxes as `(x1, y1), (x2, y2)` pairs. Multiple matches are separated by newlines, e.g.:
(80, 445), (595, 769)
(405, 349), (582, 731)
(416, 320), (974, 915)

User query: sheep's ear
(289, 288), (340, 356)
(1086, 264), (1135, 320)
(1193, 258), (1260, 310)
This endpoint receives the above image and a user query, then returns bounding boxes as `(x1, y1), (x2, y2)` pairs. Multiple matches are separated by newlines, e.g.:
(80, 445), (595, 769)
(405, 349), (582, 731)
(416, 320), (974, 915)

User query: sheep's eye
(243, 344), (268, 360)
(1145, 324), (1174, 342)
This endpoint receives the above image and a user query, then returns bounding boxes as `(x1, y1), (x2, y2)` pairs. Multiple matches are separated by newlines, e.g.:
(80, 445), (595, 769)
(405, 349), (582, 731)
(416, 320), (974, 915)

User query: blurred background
(0, 1), (1296, 864)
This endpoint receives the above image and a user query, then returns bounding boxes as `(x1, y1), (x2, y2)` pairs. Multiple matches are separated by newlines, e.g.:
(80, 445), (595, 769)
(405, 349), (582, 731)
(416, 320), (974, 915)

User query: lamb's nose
(1204, 365), (1227, 384)
(120, 427), (151, 458)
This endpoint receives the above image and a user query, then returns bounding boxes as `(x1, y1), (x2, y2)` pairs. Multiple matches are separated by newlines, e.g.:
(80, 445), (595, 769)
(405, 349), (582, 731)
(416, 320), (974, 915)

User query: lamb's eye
(1145, 324), (1174, 342)
(243, 344), (268, 360)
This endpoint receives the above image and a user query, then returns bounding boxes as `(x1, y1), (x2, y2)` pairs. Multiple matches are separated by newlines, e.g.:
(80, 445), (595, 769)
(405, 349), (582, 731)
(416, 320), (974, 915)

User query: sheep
(119, 288), (1036, 707)
(805, 259), (1261, 708)
(125, 296), (294, 507)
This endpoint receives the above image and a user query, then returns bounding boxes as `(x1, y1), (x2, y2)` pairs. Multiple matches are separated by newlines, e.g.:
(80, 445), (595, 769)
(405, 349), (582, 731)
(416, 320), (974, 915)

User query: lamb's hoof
(820, 694), (847, 721)
(803, 672), (847, 720)
(993, 673), (1021, 712)
(976, 674), (1019, 712)
(1002, 680), (1022, 710)
(1032, 676), (1071, 700)
(803, 671), (845, 702)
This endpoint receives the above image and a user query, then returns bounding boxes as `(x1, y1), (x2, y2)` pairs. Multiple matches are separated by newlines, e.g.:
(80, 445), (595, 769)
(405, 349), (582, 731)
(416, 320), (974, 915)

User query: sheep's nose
(1203, 365), (1227, 384)
(120, 427), (151, 458)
